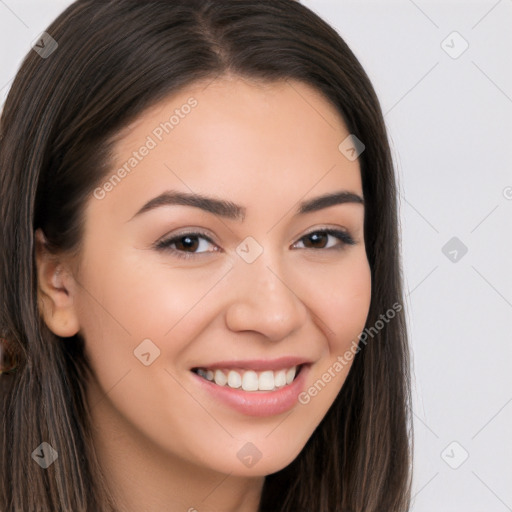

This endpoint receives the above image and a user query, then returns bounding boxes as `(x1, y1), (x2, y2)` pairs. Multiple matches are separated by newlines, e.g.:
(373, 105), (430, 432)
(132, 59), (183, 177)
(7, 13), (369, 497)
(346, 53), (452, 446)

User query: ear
(34, 228), (80, 337)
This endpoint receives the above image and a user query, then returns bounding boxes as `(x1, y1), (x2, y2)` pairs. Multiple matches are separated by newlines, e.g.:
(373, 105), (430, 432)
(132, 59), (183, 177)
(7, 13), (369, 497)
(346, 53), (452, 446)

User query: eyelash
(154, 228), (356, 260)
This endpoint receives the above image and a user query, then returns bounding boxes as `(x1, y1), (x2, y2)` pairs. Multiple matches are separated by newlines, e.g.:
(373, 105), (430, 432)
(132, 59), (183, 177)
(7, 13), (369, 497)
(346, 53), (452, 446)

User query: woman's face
(57, 76), (371, 477)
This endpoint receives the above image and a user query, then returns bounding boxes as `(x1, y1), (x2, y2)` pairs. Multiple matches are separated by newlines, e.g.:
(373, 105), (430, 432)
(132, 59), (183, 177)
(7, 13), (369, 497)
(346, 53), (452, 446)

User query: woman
(0, 1), (412, 510)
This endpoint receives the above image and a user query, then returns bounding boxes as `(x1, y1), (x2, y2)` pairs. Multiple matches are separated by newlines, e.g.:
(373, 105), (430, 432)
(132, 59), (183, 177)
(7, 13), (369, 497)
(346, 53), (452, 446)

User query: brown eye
(303, 232), (329, 248)
(174, 235), (200, 252)
(295, 229), (355, 250)
(155, 231), (218, 259)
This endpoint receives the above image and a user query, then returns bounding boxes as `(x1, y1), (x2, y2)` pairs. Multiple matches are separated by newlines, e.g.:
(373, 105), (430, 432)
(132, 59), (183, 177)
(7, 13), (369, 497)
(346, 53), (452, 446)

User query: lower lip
(190, 365), (310, 417)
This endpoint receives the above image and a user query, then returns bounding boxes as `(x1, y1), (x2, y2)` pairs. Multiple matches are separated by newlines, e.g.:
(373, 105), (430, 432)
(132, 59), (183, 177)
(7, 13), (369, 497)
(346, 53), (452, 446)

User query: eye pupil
(176, 236), (199, 252)
(304, 232), (328, 249)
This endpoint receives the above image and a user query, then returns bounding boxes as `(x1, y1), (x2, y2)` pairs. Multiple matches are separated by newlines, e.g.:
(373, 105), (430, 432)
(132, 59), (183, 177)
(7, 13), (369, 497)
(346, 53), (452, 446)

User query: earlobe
(34, 229), (80, 338)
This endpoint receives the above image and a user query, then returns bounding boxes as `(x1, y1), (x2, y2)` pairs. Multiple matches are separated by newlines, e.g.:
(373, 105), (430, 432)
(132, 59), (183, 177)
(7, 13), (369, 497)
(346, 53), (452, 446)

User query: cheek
(298, 250), (372, 348)
(74, 251), (225, 353)
(331, 260), (372, 347)
(289, 251), (371, 418)
(72, 251), (234, 442)
(72, 255), (236, 464)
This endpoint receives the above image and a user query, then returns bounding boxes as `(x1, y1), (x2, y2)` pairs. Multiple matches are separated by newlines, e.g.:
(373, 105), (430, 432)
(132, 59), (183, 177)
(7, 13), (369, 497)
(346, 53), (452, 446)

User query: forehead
(90, 76), (363, 224)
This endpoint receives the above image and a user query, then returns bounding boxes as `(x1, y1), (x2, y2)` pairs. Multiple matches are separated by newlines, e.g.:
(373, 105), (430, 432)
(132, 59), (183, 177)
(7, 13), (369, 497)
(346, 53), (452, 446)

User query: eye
(154, 231), (219, 259)
(293, 228), (355, 250)
(154, 227), (356, 260)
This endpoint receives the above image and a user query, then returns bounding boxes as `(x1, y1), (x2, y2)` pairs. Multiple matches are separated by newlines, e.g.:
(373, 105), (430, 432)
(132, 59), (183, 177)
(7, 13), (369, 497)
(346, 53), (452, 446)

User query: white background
(1, 1), (511, 510)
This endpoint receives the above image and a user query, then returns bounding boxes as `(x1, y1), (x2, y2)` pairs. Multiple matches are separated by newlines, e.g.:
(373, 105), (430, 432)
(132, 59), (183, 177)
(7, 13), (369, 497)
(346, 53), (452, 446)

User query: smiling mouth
(191, 364), (304, 392)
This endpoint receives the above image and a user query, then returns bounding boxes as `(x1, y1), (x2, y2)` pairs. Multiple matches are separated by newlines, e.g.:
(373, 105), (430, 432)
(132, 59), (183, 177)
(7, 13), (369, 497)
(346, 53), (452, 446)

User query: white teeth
(227, 370), (241, 388)
(242, 370), (259, 391)
(214, 369), (227, 386)
(274, 370), (287, 388)
(286, 367), (296, 385)
(196, 366), (299, 391)
(258, 370), (275, 390)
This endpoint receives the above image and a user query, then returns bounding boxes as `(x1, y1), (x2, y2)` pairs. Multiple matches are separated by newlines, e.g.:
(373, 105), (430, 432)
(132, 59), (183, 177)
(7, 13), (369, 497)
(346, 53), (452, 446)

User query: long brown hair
(0, 1), (412, 510)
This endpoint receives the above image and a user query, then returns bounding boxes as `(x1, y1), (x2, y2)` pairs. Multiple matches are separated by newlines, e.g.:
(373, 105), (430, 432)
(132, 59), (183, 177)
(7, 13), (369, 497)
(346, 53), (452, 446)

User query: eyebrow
(129, 189), (364, 222)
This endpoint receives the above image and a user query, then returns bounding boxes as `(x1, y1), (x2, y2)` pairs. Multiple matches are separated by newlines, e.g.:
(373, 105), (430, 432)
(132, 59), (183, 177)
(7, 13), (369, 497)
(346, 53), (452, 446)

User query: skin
(35, 75), (372, 512)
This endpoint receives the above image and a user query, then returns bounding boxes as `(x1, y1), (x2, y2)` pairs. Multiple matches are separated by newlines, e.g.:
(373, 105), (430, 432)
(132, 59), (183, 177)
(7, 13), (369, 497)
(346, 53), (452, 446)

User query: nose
(224, 254), (308, 341)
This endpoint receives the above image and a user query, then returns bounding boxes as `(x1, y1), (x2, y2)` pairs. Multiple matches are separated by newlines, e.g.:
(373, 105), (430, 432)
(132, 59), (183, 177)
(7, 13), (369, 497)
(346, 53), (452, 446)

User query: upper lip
(191, 356), (312, 372)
